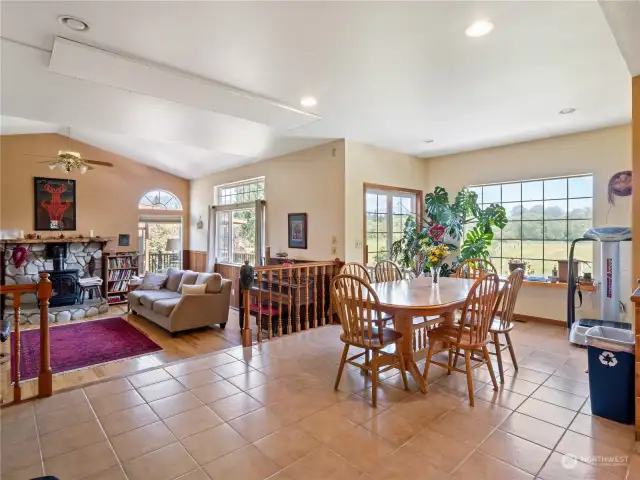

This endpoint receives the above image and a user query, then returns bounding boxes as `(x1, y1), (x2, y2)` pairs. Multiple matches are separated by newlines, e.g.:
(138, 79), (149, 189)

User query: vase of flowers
(424, 244), (450, 286)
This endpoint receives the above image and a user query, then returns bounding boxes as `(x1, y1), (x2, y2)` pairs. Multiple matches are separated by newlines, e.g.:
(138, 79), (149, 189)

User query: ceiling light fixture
(424, 139), (434, 144)
(58, 15), (89, 32)
(300, 96), (317, 108)
(559, 108), (576, 115)
(465, 20), (494, 37)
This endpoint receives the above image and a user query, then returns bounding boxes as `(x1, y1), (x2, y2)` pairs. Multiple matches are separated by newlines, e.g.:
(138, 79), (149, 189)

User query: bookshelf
(103, 252), (139, 305)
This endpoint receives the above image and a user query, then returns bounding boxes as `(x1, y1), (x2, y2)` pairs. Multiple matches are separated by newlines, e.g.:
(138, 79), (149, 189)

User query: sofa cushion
(165, 268), (184, 292)
(178, 270), (199, 291)
(152, 298), (181, 316)
(182, 284), (207, 295)
(138, 272), (166, 291)
(196, 272), (222, 293)
(139, 290), (181, 309)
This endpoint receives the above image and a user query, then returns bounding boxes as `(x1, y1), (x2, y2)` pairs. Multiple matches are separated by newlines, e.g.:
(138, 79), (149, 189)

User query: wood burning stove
(43, 269), (79, 307)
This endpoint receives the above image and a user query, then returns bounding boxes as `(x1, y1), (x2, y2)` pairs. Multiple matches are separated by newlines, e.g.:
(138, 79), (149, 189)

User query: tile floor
(1, 320), (638, 480)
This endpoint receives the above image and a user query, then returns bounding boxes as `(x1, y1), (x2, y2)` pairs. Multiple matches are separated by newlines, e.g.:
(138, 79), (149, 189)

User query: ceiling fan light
(79, 164), (89, 174)
(48, 163), (57, 170)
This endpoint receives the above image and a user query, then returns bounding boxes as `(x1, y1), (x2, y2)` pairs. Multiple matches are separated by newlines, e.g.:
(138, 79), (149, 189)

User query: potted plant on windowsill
(508, 259), (527, 273)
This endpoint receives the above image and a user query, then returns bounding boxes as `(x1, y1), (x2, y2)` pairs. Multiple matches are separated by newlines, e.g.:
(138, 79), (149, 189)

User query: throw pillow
(182, 284), (207, 295)
(138, 272), (166, 291)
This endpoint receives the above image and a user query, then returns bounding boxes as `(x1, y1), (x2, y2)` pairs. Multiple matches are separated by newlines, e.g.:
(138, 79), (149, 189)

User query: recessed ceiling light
(465, 20), (494, 37)
(424, 139), (434, 144)
(58, 15), (89, 32)
(300, 96), (317, 107)
(559, 108), (576, 115)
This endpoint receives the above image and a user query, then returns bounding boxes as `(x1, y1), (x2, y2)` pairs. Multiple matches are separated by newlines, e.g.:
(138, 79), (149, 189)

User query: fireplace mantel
(1, 237), (115, 245)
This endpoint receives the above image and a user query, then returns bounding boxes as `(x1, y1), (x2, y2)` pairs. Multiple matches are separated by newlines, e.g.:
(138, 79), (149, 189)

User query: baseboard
(512, 313), (565, 327)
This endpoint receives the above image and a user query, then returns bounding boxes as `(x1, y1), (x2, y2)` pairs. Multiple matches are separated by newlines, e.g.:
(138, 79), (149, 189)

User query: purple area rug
(11, 317), (162, 381)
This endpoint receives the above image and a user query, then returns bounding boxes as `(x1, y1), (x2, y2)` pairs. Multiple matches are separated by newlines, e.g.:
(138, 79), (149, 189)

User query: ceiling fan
(23, 128), (114, 174)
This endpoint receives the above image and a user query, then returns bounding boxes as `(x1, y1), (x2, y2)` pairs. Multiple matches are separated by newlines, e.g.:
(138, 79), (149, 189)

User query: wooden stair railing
(240, 260), (342, 347)
(0, 272), (53, 402)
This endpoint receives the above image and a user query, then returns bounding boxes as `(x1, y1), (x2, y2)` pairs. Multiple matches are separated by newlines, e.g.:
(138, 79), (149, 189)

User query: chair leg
(371, 350), (379, 408)
(396, 341), (410, 391)
(482, 345), (499, 391)
(422, 341), (435, 381)
(447, 346), (454, 375)
(364, 350), (370, 375)
(452, 345), (461, 370)
(464, 349), (475, 407)
(505, 332), (518, 371)
(492, 332), (504, 384)
(334, 344), (349, 391)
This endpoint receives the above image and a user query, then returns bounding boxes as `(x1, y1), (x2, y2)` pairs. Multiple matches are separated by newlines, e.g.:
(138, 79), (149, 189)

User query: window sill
(521, 279), (596, 292)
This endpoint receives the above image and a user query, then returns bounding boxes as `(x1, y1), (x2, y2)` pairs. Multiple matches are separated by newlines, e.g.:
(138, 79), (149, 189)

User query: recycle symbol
(599, 351), (618, 367)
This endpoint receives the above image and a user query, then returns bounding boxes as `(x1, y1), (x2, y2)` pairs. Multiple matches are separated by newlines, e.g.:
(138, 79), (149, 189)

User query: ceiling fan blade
(84, 159), (114, 167)
(37, 160), (57, 164)
(23, 153), (57, 159)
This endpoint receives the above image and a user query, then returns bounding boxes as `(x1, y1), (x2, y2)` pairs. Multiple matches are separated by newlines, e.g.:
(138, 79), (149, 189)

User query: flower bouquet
(424, 243), (450, 286)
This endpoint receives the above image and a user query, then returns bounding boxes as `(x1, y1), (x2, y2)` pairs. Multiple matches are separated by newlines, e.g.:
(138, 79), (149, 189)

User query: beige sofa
(128, 268), (231, 334)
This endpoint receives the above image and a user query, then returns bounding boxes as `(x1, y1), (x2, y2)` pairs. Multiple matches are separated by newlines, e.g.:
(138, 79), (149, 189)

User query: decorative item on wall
(607, 170), (632, 205)
(196, 216), (204, 229)
(118, 234), (130, 247)
(12, 246), (28, 268)
(34, 177), (77, 231)
(288, 213), (308, 249)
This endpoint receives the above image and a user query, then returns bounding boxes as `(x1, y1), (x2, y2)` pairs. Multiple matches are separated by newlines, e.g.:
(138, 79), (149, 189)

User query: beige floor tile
(403, 426), (474, 473)
(254, 425), (321, 468)
(581, 399), (592, 415)
(123, 442), (198, 480)
(90, 389), (146, 417)
(453, 450), (533, 480)
(295, 408), (358, 443)
(537, 452), (622, 480)
(99, 403), (160, 437)
(327, 393), (388, 425)
(83, 465), (128, 480)
(176, 469), (211, 480)
(44, 440), (119, 480)
(281, 445), (363, 480)
(1, 413), (38, 445)
(369, 447), (451, 480)
(149, 391), (203, 419)
(528, 349), (570, 366)
(499, 412), (565, 449)
(246, 379), (296, 405)
(389, 393), (450, 427)
(164, 405), (224, 439)
(454, 397), (512, 427)
(33, 388), (88, 414)
(40, 419), (106, 459)
(227, 370), (272, 390)
(84, 378), (133, 399)
(516, 398), (577, 428)
(127, 368), (173, 388)
(501, 376), (539, 396)
(555, 430), (630, 477)
(197, 352), (237, 368)
(429, 411), (495, 448)
(228, 406), (288, 442)
(503, 366), (551, 384)
(279, 372), (326, 391)
(176, 369), (223, 389)
(191, 379), (242, 403)
(568, 413), (636, 452)
(111, 421), (176, 462)
(531, 385), (588, 411)
(36, 398), (96, 434)
(361, 408), (424, 447)
(182, 423), (248, 465)
(355, 382), (412, 408)
(165, 358), (212, 377)
(264, 393), (324, 425)
(208, 391), (263, 421)
(203, 444), (281, 480)
(137, 378), (186, 402)
(0, 402), (34, 425)
(213, 360), (255, 378)
(328, 425), (396, 474)
(258, 362), (305, 379)
(479, 429), (551, 475)
(435, 373), (487, 397)
(475, 384), (528, 410)
(1, 462), (44, 480)
(0, 435), (42, 474)
(553, 365), (590, 384)
(517, 357), (558, 375)
(543, 375), (590, 397)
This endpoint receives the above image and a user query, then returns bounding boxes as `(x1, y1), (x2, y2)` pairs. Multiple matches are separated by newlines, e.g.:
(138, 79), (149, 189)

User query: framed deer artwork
(34, 177), (77, 231)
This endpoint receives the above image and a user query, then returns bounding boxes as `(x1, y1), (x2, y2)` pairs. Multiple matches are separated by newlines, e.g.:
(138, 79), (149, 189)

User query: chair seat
(341, 326), (402, 348)
(427, 325), (488, 349)
(489, 317), (514, 333)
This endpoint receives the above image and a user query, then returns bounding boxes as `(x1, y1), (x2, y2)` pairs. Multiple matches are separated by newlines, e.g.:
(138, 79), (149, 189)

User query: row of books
(108, 270), (134, 282)
(107, 294), (127, 304)
(108, 257), (136, 268)
(108, 280), (130, 292)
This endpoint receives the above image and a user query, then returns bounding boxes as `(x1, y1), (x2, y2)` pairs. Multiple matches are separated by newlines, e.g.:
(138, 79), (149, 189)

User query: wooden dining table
(370, 276), (480, 394)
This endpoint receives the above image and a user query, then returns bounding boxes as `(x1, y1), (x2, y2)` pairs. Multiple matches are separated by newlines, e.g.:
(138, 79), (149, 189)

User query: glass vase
(430, 266), (440, 286)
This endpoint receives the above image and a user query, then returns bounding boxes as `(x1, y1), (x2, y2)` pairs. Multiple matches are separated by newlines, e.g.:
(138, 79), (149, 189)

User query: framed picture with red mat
(34, 177), (77, 231)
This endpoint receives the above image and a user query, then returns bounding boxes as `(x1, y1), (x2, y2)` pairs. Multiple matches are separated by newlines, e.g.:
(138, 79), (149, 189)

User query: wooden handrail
(630, 287), (640, 441)
(0, 272), (53, 402)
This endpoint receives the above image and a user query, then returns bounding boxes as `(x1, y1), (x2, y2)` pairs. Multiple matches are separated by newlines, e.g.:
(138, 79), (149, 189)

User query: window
(364, 185), (419, 265)
(218, 178), (264, 205)
(466, 175), (593, 276)
(139, 190), (182, 210)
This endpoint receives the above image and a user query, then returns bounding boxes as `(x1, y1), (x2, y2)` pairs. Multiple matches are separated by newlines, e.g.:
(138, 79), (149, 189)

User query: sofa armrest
(169, 280), (232, 330)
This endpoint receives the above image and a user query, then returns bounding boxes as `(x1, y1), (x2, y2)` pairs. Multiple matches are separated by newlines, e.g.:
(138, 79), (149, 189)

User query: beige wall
(344, 141), (428, 262)
(426, 125), (633, 322)
(190, 141), (345, 261)
(0, 134), (190, 251)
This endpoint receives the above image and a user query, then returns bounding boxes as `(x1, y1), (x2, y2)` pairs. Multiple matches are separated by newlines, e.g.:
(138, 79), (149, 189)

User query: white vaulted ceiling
(0, 1), (633, 179)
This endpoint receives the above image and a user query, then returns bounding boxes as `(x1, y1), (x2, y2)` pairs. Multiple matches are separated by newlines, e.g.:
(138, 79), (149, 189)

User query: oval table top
(370, 276), (479, 311)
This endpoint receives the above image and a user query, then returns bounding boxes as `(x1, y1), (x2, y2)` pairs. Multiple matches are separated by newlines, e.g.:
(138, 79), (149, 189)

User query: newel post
(240, 261), (254, 348)
(37, 272), (53, 397)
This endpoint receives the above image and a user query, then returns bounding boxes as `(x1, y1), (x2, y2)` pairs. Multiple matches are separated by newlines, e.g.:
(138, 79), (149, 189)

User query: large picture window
(466, 175), (593, 276)
(218, 177), (264, 205)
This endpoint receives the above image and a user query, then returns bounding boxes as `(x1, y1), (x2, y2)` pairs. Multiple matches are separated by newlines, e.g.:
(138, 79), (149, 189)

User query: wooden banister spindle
(321, 266), (326, 326)
(327, 267), (334, 324)
(305, 266), (310, 330)
(277, 270), (283, 337)
(267, 272), (273, 340)
(287, 267), (292, 335)
(313, 266), (318, 328)
(257, 271), (263, 343)
(37, 272), (53, 397)
(12, 294), (22, 402)
(242, 290), (252, 347)
(296, 267), (302, 332)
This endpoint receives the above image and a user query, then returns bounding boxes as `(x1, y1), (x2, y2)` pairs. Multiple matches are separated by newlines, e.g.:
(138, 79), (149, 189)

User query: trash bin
(585, 326), (635, 424)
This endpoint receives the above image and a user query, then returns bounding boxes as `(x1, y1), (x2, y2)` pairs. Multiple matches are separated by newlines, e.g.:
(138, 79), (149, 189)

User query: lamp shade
(165, 238), (181, 252)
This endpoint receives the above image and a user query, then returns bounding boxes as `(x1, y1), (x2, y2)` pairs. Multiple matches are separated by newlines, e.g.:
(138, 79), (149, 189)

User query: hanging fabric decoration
(12, 246), (28, 268)
(608, 171), (632, 206)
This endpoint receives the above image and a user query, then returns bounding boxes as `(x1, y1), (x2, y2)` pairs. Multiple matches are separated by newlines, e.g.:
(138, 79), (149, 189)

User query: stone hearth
(3, 298), (109, 325)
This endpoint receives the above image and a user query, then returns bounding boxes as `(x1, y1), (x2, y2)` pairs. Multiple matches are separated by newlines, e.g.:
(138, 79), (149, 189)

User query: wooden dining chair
(332, 273), (409, 407)
(422, 274), (500, 406)
(489, 268), (525, 383)
(374, 260), (403, 282)
(341, 262), (372, 283)
(455, 258), (497, 279)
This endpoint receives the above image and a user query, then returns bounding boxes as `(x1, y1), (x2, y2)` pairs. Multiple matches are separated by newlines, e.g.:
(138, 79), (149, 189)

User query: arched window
(139, 190), (182, 210)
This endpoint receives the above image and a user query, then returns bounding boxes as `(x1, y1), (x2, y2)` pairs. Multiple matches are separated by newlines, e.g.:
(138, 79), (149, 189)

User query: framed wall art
(34, 177), (77, 231)
(288, 213), (307, 249)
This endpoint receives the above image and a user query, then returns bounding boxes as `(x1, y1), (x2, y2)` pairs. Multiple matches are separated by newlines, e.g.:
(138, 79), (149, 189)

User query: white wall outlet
(355, 240), (363, 249)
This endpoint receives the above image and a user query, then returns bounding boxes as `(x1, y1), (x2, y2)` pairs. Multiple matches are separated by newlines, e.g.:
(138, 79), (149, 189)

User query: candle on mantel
(89, 230), (94, 238)
(18, 230), (24, 239)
